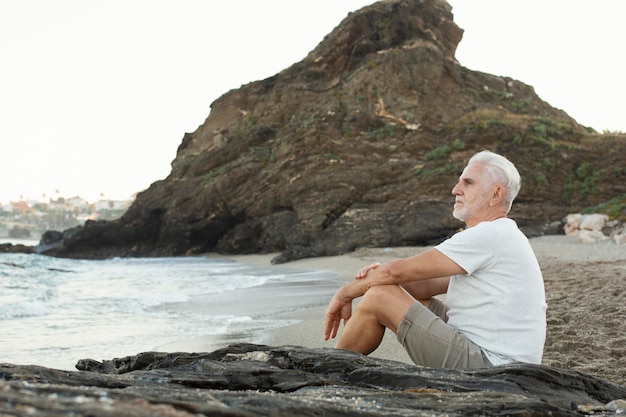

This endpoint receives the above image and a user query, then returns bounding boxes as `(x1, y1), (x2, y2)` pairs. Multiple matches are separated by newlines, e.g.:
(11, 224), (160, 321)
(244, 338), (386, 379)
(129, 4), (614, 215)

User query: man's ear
(489, 185), (505, 206)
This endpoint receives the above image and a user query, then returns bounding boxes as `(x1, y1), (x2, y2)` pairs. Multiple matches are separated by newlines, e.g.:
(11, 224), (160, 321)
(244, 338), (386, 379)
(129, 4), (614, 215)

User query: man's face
(451, 162), (495, 226)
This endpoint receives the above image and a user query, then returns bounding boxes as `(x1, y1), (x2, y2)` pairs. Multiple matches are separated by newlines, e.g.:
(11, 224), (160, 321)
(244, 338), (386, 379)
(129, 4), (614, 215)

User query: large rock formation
(1, 344), (625, 416)
(42, 0), (626, 261)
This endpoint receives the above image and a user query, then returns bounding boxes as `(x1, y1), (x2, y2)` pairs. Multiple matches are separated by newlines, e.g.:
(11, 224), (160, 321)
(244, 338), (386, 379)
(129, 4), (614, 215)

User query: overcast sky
(1, 1), (624, 204)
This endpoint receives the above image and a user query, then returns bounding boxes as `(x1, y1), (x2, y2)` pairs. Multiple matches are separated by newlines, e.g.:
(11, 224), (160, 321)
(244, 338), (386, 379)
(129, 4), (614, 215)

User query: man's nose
(451, 183), (461, 195)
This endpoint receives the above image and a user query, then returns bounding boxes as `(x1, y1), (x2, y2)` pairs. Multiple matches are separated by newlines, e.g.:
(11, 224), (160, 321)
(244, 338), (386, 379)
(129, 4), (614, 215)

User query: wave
(0, 301), (49, 320)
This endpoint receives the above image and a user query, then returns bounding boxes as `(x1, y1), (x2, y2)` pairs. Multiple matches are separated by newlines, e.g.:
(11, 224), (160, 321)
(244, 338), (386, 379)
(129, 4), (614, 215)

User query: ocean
(0, 247), (340, 371)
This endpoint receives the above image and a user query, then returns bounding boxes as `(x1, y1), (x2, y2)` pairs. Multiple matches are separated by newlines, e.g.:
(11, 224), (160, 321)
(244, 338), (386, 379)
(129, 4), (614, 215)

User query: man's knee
(359, 285), (415, 331)
(360, 284), (399, 307)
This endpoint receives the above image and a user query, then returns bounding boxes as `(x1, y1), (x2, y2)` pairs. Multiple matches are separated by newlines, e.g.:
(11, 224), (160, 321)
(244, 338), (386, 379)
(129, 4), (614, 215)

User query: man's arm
(324, 248), (464, 340)
(401, 276), (450, 301)
(342, 248), (464, 299)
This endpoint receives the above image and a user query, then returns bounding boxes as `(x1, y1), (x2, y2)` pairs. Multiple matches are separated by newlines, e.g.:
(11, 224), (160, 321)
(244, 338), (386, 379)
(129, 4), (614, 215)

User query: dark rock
(519, 220), (566, 239)
(40, 0), (626, 261)
(0, 243), (34, 254)
(40, 230), (64, 245)
(1, 344), (624, 416)
(32, 230), (65, 253)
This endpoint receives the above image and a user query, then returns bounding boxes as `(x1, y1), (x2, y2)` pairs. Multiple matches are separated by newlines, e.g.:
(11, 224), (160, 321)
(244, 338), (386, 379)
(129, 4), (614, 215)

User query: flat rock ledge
(2, 344), (625, 416)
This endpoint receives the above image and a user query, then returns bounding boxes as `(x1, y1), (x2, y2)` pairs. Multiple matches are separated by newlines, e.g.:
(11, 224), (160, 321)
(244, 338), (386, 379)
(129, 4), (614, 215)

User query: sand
(220, 235), (626, 386)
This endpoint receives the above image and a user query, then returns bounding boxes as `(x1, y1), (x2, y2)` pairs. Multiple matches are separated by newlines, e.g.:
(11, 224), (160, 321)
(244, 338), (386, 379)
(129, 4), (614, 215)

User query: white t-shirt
(435, 218), (547, 365)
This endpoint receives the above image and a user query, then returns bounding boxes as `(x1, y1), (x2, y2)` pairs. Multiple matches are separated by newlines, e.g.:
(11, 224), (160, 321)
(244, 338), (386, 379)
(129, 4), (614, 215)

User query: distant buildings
(0, 195), (133, 240)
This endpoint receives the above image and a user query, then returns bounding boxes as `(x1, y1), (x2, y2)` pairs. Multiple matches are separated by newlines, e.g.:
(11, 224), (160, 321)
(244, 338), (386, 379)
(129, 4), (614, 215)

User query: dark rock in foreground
(1, 344), (624, 416)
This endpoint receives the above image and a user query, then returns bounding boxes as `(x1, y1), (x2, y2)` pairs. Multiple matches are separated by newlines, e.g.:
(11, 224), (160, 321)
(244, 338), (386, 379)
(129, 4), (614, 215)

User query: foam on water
(0, 300), (49, 319)
(0, 252), (339, 370)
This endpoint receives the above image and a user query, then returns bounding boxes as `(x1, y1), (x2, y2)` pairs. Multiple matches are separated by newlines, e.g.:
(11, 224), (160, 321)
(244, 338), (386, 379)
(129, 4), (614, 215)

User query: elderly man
(324, 150), (547, 368)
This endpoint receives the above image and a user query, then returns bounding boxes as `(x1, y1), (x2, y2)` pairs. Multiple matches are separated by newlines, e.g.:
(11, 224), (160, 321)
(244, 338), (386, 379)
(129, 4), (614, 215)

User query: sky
(1, 1), (624, 205)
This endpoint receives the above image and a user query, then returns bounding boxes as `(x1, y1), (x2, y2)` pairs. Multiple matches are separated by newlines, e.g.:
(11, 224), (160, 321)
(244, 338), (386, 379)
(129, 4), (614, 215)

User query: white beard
(452, 209), (464, 222)
(452, 204), (468, 222)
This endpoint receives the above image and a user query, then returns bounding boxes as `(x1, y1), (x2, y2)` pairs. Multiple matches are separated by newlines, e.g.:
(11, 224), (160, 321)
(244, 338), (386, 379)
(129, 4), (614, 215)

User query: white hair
(468, 150), (521, 213)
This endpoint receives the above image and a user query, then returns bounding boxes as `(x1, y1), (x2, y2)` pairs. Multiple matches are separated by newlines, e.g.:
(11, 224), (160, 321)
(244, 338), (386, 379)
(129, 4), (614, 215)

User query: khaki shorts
(397, 298), (492, 369)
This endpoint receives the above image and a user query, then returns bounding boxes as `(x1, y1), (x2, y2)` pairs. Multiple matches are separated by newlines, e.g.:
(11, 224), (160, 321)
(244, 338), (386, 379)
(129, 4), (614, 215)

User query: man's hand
(355, 262), (381, 279)
(323, 291), (353, 341)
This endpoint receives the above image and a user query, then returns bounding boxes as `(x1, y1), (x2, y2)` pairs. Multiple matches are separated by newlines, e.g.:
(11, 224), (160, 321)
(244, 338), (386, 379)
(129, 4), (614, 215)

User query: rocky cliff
(43, 0), (626, 261)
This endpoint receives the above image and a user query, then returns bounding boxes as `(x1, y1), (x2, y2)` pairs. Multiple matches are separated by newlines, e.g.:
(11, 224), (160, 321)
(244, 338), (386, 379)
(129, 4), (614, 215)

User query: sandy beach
(220, 235), (626, 386)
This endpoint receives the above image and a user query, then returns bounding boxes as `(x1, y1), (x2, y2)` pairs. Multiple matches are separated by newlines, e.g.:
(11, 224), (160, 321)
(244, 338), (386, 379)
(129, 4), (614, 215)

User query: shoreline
(215, 234), (626, 281)
(207, 235), (626, 382)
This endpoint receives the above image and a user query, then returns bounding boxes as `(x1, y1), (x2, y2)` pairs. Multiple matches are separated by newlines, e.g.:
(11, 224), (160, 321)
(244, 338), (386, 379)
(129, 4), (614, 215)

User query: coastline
(209, 235), (626, 383)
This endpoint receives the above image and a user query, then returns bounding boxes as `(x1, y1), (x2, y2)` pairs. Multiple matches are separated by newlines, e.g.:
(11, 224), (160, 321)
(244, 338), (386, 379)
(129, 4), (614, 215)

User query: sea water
(0, 251), (340, 370)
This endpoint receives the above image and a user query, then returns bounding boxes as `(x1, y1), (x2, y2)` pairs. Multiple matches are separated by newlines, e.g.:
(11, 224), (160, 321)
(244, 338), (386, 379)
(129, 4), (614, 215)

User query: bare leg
(335, 284), (416, 355)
